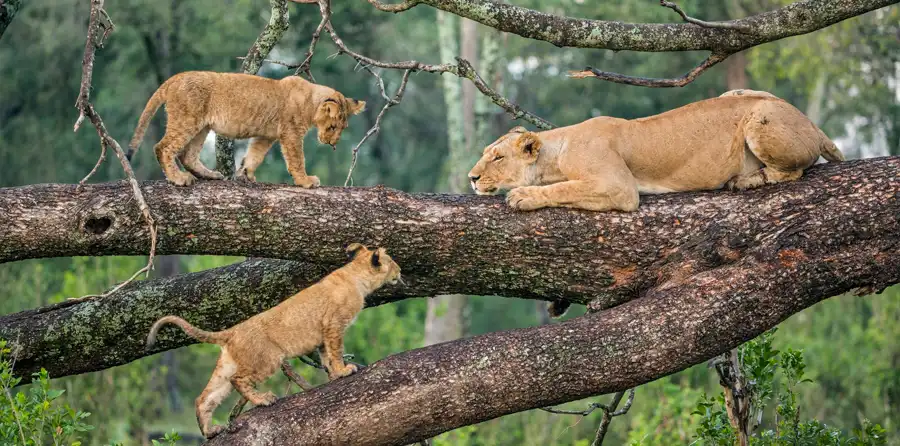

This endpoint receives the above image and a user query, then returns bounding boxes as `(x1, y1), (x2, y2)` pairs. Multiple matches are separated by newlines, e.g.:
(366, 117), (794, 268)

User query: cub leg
(726, 100), (825, 191)
(154, 122), (203, 186)
(230, 374), (276, 407)
(179, 127), (224, 180)
(195, 356), (235, 439)
(279, 129), (320, 188)
(321, 322), (356, 379)
(237, 137), (275, 182)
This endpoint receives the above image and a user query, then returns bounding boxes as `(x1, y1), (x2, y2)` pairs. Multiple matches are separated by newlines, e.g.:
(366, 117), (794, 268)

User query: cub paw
(168, 171), (197, 187)
(206, 170), (226, 180)
(329, 364), (358, 380)
(204, 425), (224, 439)
(506, 187), (544, 211)
(294, 175), (321, 189)
(258, 392), (278, 406)
(236, 168), (256, 182)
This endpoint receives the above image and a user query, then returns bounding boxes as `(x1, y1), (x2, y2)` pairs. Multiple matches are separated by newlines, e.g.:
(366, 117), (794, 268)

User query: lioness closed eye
(468, 89), (844, 213)
(145, 243), (402, 439)
(128, 71), (366, 187)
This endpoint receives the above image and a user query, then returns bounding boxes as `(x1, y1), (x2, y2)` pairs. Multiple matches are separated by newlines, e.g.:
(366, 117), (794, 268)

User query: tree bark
(407, 0), (898, 53)
(0, 157), (898, 385)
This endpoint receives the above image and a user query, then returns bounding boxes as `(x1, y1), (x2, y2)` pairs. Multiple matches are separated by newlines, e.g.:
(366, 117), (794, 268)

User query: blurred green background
(0, 0), (897, 444)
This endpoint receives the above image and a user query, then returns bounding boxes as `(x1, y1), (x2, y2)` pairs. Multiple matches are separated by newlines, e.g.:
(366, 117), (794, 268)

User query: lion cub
(468, 89), (843, 212)
(145, 243), (402, 439)
(128, 71), (366, 187)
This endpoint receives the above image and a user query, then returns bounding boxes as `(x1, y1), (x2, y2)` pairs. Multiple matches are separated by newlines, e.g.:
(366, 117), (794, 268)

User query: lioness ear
(508, 126), (527, 134)
(517, 131), (543, 158)
(346, 243), (367, 258)
(346, 98), (366, 115)
(318, 99), (341, 119)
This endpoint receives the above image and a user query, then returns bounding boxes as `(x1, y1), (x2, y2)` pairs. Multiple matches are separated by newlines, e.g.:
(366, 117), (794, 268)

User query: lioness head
(346, 243), (404, 286)
(467, 126), (543, 195)
(314, 96), (366, 147)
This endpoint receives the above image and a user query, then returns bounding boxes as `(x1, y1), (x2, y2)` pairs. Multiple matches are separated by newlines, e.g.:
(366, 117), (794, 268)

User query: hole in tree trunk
(84, 216), (113, 235)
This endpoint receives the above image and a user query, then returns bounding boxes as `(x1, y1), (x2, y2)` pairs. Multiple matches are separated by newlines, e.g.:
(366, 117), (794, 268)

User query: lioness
(468, 91), (844, 212)
(145, 243), (402, 438)
(128, 71), (366, 187)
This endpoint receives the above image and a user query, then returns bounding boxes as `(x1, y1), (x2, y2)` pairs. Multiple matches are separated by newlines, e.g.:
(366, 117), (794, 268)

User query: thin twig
(313, 0), (553, 130)
(660, 0), (754, 33)
(71, 0), (157, 301)
(294, 0), (331, 81)
(345, 69), (411, 186)
(367, 0), (420, 13)
(541, 388), (636, 446)
(4, 339), (27, 446)
(568, 52), (728, 88)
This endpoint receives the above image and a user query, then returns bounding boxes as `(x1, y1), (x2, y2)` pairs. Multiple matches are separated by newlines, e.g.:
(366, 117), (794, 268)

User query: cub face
(313, 96), (366, 147)
(467, 126), (543, 195)
(346, 243), (404, 286)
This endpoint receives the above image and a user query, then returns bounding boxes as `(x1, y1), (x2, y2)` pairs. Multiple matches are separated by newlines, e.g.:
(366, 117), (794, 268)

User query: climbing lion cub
(468, 89), (844, 212)
(145, 243), (402, 439)
(128, 71), (366, 187)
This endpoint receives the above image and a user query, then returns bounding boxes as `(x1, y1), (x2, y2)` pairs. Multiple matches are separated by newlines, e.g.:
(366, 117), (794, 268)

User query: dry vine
(541, 388), (636, 446)
(72, 0), (157, 300)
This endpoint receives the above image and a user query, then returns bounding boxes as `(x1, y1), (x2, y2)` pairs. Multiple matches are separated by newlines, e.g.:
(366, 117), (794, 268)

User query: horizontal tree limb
(0, 157), (898, 386)
(0, 0), (25, 41)
(405, 0), (897, 53)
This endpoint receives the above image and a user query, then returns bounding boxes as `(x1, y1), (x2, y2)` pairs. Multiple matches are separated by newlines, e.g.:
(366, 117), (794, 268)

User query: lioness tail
(820, 139), (845, 162)
(146, 315), (229, 350)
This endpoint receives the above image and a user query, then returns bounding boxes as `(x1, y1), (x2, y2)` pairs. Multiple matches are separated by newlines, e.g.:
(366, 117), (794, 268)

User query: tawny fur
(468, 90), (844, 212)
(128, 71), (366, 187)
(145, 244), (401, 439)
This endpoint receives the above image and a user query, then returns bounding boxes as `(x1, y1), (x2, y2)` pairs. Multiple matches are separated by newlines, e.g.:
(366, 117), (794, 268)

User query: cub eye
(492, 155), (504, 162)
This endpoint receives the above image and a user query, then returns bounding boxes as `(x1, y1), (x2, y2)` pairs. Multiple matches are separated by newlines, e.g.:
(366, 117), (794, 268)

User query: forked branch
(72, 0), (157, 298)
(568, 52), (728, 88)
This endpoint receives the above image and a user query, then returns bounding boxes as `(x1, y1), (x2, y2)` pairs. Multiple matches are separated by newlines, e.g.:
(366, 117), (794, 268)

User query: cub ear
(346, 98), (366, 115)
(318, 99), (341, 119)
(371, 249), (382, 267)
(517, 131), (543, 158)
(346, 243), (367, 258)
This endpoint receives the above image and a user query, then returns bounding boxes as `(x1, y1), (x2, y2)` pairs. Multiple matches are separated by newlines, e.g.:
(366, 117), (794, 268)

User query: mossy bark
(417, 0), (897, 52)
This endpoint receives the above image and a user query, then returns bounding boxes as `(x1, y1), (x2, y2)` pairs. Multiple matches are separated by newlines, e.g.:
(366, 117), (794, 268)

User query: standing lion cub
(128, 71), (366, 187)
(468, 90), (843, 212)
(145, 243), (402, 439)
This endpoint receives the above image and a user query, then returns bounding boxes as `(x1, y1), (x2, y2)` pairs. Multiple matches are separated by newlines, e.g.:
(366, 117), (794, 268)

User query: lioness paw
(294, 175), (321, 188)
(506, 187), (545, 211)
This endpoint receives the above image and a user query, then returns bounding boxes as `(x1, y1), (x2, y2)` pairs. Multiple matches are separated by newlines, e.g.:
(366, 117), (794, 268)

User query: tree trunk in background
(722, 31), (751, 446)
(426, 9), (469, 348)
(460, 18), (478, 150)
(475, 28), (501, 145)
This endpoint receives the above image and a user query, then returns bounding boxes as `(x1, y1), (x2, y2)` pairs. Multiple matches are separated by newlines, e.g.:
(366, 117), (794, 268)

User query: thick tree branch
(0, 157), (897, 387)
(396, 0), (897, 53)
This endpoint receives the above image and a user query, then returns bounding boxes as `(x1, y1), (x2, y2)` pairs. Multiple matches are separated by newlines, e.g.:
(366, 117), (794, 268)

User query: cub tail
(127, 83), (169, 161)
(146, 315), (229, 350)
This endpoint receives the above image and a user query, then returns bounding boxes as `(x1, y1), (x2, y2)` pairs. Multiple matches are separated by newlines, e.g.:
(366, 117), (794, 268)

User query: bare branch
(593, 389), (635, 445)
(294, 0), (331, 80)
(567, 52), (728, 88)
(72, 0), (157, 296)
(367, 0), (419, 13)
(345, 68), (411, 186)
(660, 1), (753, 33)
(456, 57), (554, 129)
